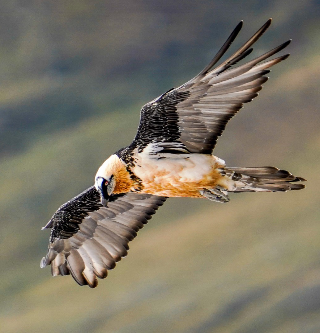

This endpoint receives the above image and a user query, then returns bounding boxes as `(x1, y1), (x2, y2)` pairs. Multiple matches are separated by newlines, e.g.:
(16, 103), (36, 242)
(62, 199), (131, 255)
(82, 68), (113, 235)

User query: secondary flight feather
(41, 19), (305, 288)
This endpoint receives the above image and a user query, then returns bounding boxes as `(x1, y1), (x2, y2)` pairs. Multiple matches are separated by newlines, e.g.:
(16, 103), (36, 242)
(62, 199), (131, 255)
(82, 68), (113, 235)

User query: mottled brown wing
(133, 19), (291, 154)
(41, 186), (166, 288)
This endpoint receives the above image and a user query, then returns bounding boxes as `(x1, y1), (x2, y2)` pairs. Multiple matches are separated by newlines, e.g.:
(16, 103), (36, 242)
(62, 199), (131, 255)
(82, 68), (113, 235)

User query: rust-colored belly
(132, 153), (226, 198)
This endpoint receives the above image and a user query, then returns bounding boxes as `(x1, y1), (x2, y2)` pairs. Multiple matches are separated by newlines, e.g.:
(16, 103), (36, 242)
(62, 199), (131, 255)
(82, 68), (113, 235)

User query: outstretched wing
(41, 186), (166, 288)
(133, 19), (290, 154)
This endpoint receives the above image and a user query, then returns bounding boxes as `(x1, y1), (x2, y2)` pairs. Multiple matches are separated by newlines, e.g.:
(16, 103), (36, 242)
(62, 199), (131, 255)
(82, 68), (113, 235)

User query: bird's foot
(200, 186), (230, 203)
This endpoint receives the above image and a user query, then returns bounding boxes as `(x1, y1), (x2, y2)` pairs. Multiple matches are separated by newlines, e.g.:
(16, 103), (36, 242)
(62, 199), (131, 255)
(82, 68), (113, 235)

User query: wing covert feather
(41, 186), (166, 287)
(133, 19), (291, 154)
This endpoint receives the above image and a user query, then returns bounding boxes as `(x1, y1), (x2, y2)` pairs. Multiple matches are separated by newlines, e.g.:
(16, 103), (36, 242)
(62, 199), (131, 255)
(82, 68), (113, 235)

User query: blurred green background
(0, 1), (319, 332)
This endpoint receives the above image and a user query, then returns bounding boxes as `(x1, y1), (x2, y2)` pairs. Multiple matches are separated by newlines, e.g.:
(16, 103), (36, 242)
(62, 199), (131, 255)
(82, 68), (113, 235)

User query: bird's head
(95, 175), (115, 206)
(95, 154), (133, 205)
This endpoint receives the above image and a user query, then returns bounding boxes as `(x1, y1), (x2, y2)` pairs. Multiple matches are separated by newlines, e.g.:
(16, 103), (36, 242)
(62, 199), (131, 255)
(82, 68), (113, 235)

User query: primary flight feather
(41, 19), (305, 288)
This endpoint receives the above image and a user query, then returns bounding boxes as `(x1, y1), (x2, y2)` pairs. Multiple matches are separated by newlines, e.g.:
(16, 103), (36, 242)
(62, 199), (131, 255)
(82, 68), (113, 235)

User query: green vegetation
(0, 1), (319, 332)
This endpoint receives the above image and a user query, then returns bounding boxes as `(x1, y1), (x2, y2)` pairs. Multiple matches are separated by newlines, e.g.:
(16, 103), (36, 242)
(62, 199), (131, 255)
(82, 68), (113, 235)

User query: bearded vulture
(41, 19), (305, 288)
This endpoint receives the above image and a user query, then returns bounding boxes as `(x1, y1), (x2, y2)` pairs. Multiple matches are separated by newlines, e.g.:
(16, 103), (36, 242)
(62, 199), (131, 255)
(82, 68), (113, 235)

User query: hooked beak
(95, 177), (109, 206)
(101, 196), (108, 206)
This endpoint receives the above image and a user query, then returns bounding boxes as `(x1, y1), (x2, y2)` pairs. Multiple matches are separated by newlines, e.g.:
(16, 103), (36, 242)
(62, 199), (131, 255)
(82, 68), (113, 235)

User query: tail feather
(224, 166), (306, 192)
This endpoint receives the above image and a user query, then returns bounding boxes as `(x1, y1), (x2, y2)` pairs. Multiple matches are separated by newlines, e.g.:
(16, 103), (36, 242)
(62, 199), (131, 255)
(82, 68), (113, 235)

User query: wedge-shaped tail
(224, 166), (306, 192)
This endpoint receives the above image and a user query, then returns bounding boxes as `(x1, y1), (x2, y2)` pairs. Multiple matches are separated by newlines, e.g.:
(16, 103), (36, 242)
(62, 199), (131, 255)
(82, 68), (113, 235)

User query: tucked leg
(200, 186), (230, 203)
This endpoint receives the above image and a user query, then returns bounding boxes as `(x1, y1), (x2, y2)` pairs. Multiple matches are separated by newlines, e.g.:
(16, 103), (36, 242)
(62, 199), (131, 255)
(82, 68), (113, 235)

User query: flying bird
(41, 19), (305, 288)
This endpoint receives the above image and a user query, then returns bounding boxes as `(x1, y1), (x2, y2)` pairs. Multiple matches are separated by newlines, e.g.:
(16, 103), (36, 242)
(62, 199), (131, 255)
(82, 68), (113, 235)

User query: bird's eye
(104, 180), (108, 186)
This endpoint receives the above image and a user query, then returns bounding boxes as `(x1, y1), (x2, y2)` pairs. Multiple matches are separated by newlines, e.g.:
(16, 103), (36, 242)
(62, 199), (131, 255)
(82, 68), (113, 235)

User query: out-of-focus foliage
(0, 1), (319, 332)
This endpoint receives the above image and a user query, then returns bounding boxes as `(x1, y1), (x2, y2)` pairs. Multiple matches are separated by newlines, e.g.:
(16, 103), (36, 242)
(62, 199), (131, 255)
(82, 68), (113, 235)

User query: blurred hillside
(0, 1), (320, 332)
